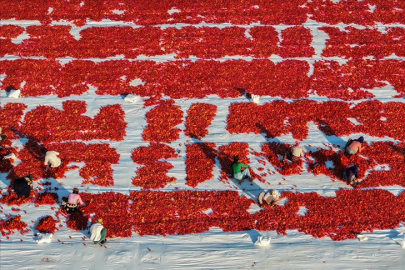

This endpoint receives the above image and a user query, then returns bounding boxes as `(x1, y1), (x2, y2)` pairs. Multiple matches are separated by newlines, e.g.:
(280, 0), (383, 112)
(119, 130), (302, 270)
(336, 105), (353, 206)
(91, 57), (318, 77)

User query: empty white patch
(130, 78), (145, 87)
(0, 73), (6, 84)
(112, 9), (126, 15)
(297, 206), (308, 216)
(365, 81), (400, 99)
(269, 54), (285, 64)
(107, 250), (134, 263)
(380, 117), (387, 121)
(69, 26), (83, 41)
(368, 4), (376, 12)
(244, 29), (253, 40)
(325, 160), (334, 169)
(252, 5), (259, 9)
(120, 75), (127, 81)
(48, 7), (54, 14)
(373, 164), (391, 171)
(56, 57), (75, 65)
(348, 24), (366, 30)
(347, 118), (362, 125)
(11, 31), (30, 44)
(203, 208), (213, 215)
(168, 7), (181, 15)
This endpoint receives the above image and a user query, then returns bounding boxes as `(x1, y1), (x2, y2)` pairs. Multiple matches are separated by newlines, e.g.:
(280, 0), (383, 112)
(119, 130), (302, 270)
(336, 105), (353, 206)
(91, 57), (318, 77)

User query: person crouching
(258, 189), (280, 207)
(343, 165), (360, 188)
(284, 141), (305, 162)
(44, 150), (61, 168)
(13, 174), (34, 198)
(61, 188), (85, 213)
(90, 218), (107, 245)
(345, 136), (364, 155)
(231, 156), (252, 184)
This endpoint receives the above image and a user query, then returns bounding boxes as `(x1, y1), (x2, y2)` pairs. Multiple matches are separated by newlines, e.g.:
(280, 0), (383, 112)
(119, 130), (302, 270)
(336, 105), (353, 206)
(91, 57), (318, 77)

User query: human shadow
(39, 177), (70, 204)
(256, 123), (279, 140)
(317, 120), (350, 148)
(195, 141), (218, 161)
(324, 135), (347, 149)
(10, 126), (46, 160)
(239, 176), (266, 203)
(245, 229), (263, 244)
(5, 85), (17, 92)
(234, 87), (247, 96)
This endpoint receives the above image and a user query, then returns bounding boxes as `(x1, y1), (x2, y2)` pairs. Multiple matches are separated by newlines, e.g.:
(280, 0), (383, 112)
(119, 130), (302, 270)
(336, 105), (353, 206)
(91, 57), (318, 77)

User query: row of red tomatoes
(1, 0), (404, 26)
(3, 59), (404, 99)
(0, 1), (305, 27)
(320, 26), (405, 59)
(35, 215), (58, 234)
(0, 25), (315, 59)
(228, 100), (405, 140)
(3, 189), (405, 241)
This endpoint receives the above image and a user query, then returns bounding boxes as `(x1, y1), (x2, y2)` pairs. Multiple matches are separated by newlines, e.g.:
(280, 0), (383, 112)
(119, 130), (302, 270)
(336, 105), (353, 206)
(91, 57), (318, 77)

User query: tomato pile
(132, 143), (178, 189)
(35, 215), (58, 234)
(0, 215), (29, 236)
(20, 102), (127, 142)
(185, 103), (217, 140)
(185, 143), (217, 187)
(142, 100), (183, 142)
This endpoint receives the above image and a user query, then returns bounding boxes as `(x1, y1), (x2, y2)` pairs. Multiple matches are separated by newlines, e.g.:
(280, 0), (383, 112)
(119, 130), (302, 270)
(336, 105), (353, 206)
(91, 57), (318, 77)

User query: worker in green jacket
(231, 156), (252, 184)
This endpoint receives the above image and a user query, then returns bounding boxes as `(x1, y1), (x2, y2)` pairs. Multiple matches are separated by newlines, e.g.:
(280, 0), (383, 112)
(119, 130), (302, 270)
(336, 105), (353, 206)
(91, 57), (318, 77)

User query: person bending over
(62, 188), (85, 212)
(90, 218), (107, 245)
(13, 174), (33, 198)
(345, 136), (364, 155)
(343, 165), (360, 188)
(284, 141), (305, 162)
(258, 189), (280, 207)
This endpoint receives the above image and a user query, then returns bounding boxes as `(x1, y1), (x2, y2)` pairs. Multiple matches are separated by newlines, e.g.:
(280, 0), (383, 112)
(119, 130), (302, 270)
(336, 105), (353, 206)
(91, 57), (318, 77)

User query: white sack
(251, 94), (260, 104)
(124, 94), (141, 103)
(4, 153), (17, 160)
(36, 233), (53, 244)
(357, 235), (368, 241)
(8, 90), (21, 99)
(255, 236), (271, 246)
